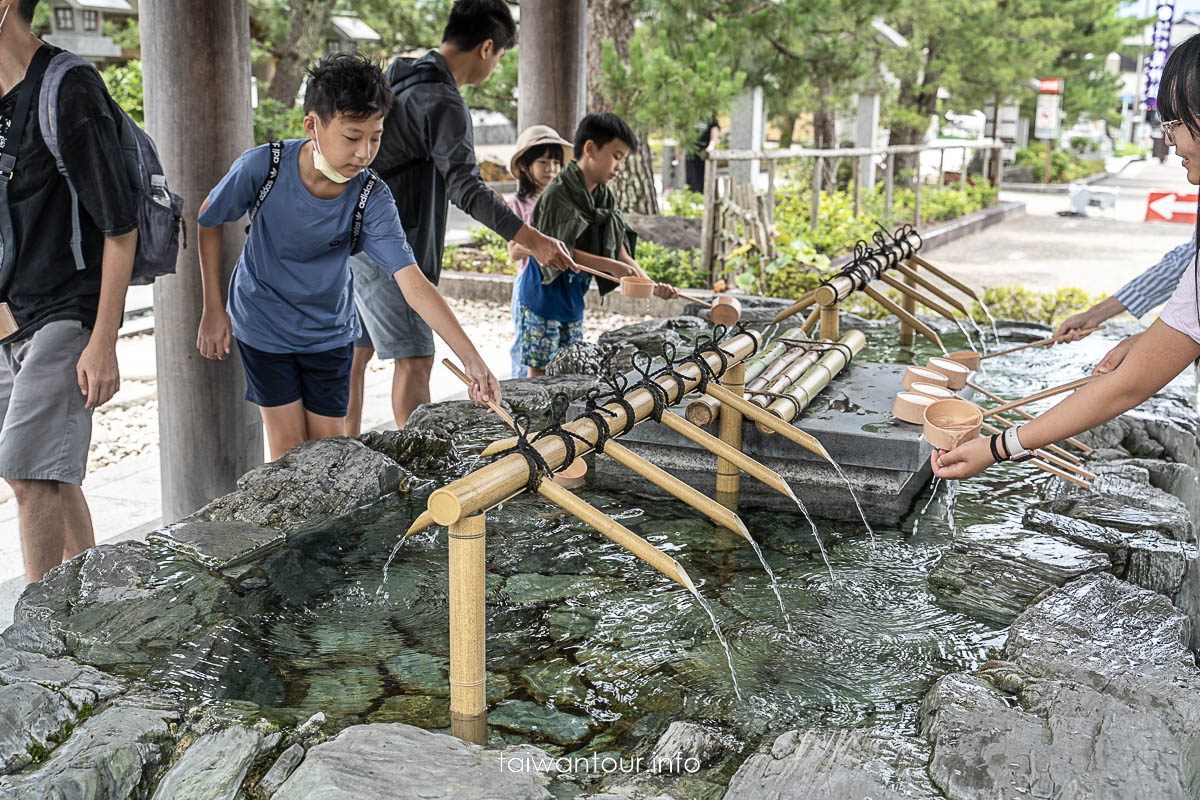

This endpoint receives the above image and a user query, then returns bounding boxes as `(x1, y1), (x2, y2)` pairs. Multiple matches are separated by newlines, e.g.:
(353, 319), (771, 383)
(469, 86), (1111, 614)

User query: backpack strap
(3, 45), (54, 183)
(349, 169), (378, 255)
(38, 51), (102, 272)
(244, 140), (283, 234)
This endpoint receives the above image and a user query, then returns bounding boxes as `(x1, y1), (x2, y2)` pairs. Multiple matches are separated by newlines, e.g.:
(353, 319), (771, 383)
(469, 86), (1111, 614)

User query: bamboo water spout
(702, 382), (833, 461)
(429, 331), (764, 526)
(757, 330), (867, 431)
(891, 262), (969, 314)
(905, 256), (980, 301)
(659, 411), (799, 504)
(860, 284), (945, 352)
(877, 273), (961, 326)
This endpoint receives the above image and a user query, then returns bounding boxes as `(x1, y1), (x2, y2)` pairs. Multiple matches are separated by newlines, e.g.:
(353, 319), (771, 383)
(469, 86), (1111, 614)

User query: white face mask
(311, 124), (351, 184)
(0, 7), (11, 37)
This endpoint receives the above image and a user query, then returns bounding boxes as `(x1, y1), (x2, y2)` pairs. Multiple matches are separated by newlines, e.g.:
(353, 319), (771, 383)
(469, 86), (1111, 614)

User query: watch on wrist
(1003, 425), (1035, 462)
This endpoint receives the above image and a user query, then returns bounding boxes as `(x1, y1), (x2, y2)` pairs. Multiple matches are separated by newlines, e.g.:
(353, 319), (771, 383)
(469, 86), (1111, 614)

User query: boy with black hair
(0, 0), (139, 582)
(197, 52), (497, 462)
(517, 112), (677, 376)
(347, 0), (577, 434)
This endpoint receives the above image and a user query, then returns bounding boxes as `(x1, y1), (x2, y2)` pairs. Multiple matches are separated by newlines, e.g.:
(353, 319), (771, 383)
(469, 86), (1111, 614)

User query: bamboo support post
(801, 306), (820, 335)
(899, 269), (916, 348)
(860, 284), (945, 351)
(905, 255), (980, 301)
(967, 381), (1092, 453)
(819, 302), (839, 341)
(536, 479), (698, 592)
(892, 262), (969, 314)
(981, 376), (1097, 418)
(758, 331), (867, 432)
(716, 362), (746, 497)
(980, 422), (1092, 487)
(600, 439), (751, 539)
(449, 513), (487, 746)
(436, 332), (762, 525)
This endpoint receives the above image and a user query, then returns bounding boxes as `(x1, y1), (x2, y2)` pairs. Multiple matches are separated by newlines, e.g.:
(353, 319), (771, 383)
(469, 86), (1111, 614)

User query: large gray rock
(150, 725), (262, 800)
(500, 376), (602, 424)
(257, 743), (305, 798)
(147, 521), (285, 570)
(723, 728), (938, 800)
(273, 723), (552, 800)
(1080, 387), (1199, 466)
(0, 682), (74, 774)
(0, 704), (178, 799)
(920, 573), (1200, 799)
(357, 427), (462, 477)
(648, 722), (727, 774)
(407, 399), (513, 449)
(0, 619), (66, 658)
(546, 341), (617, 378)
(188, 437), (409, 531)
(1035, 492), (1192, 542)
(928, 524), (1111, 624)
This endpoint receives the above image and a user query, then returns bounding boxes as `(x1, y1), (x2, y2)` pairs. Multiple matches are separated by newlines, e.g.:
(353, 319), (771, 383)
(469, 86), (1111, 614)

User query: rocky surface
(921, 573), (1200, 799)
(357, 426), (462, 477)
(928, 523), (1111, 624)
(149, 725), (262, 800)
(188, 437), (410, 531)
(147, 521), (286, 571)
(273, 723), (555, 800)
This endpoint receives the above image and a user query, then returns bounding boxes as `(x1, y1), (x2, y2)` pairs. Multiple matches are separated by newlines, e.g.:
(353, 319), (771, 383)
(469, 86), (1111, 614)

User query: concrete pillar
(518, 0), (587, 138)
(731, 86), (764, 187)
(854, 92), (881, 188)
(142, 0), (263, 522)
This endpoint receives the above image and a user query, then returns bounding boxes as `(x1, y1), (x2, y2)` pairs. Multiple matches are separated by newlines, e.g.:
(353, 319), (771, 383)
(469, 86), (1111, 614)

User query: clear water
(134, 323), (1127, 773)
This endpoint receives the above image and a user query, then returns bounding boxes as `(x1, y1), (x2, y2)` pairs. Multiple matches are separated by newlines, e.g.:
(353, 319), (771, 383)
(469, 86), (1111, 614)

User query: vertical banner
(1144, 0), (1176, 111)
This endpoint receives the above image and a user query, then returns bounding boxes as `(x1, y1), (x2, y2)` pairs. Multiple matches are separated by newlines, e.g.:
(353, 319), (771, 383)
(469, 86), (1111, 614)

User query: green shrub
(1114, 142), (1149, 158)
(968, 285), (1095, 326)
(101, 59), (143, 126)
(664, 188), (705, 219)
(253, 98), (305, 145)
(638, 241), (706, 288)
(1014, 144), (1104, 183)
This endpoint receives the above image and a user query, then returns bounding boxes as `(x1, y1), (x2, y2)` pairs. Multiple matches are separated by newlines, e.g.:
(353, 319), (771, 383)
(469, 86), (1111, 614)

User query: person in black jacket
(0, 0), (138, 583)
(347, 0), (576, 433)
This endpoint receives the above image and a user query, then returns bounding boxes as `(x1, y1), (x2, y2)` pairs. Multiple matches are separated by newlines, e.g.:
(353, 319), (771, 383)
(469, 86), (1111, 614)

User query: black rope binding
(492, 413), (553, 493)
(581, 386), (625, 454)
(530, 392), (594, 476)
(629, 350), (672, 423)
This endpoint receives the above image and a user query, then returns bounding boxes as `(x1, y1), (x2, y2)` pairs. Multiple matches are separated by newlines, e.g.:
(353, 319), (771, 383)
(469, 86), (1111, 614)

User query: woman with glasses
(931, 33), (1200, 480)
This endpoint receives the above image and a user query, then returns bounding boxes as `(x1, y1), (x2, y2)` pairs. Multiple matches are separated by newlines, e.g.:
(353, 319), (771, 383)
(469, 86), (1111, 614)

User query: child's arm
(572, 250), (638, 280)
(196, 196), (233, 361)
(392, 265), (500, 406)
(619, 244), (679, 300)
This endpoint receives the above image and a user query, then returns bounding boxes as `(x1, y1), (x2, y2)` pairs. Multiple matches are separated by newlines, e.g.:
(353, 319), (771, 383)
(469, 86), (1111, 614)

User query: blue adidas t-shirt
(198, 139), (417, 354)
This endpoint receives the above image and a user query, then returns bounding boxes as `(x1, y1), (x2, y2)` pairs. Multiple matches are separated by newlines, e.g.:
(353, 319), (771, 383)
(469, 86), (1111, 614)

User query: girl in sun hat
(505, 125), (572, 378)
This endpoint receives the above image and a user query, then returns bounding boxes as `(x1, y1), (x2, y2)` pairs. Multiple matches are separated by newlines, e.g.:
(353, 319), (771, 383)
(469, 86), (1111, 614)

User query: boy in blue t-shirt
(518, 113), (678, 376)
(196, 53), (498, 460)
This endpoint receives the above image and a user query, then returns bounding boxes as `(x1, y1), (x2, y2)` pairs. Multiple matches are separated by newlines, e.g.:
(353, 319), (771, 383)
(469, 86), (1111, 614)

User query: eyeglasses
(1162, 119), (1185, 144)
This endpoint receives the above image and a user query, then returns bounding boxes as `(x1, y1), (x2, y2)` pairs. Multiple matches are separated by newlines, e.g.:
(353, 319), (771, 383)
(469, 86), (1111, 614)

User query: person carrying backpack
(0, 0), (141, 584)
(196, 52), (498, 463)
(346, 0), (577, 435)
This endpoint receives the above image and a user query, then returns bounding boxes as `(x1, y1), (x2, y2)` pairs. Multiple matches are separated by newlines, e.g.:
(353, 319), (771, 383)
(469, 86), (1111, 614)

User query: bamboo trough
(755, 330), (868, 433)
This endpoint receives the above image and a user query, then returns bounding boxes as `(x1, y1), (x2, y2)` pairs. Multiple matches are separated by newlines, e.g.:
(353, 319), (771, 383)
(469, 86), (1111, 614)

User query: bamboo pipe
(716, 362), (746, 496)
(980, 422), (1093, 488)
(892, 261), (969, 314)
(815, 277), (856, 308)
(745, 344), (812, 401)
(659, 411), (798, 504)
(448, 513), (487, 746)
(819, 303), (839, 341)
(752, 348), (824, 408)
(758, 330), (867, 432)
(430, 331), (763, 525)
(685, 395), (722, 427)
(772, 288), (820, 323)
(981, 327), (1104, 360)
(702, 382), (833, 461)
(877, 273), (961, 325)
(981, 376), (1097, 418)
(905, 256), (980, 301)
(860, 284), (946, 352)
(536, 479), (698, 592)
(967, 381), (1092, 453)
(599, 438), (752, 540)
(687, 326), (807, 424)
(801, 306), (820, 335)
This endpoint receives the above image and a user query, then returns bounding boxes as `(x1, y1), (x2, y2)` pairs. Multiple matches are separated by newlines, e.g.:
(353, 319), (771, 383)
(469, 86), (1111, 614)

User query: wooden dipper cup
(922, 398), (983, 449)
(945, 351), (981, 371)
(902, 366), (949, 390)
(926, 357), (970, 389)
(893, 391), (936, 424)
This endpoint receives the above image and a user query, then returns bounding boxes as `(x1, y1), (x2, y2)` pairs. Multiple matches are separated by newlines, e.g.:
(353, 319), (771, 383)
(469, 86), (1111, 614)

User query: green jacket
(529, 161), (636, 294)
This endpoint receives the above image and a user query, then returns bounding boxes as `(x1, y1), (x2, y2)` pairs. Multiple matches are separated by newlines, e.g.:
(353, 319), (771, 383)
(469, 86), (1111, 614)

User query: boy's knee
(392, 357), (433, 377)
(6, 478), (59, 504)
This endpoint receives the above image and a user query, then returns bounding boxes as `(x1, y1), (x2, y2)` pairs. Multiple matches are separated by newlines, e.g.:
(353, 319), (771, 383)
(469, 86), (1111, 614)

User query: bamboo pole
(703, 382), (832, 461)
(758, 330), (867, 432)
(967, 380), (1092, 453)
(981, 327), (1104, 360)
(772, 288), (819, 323)
(659, 411), (798, 504)
(815, 277), (856, 308)
(801, 306), (820, 335)
(716, 362), (746, 496)
(905, 256), (980, 301)
(536, 479), (698, 592)
(981, 376), (1097, 418)
(980, 422), (1092, 488)
(878, 273), (961, 326)
(752, 348), (824, 408)
(892, 261), (969, 314)
(685, 395), (722, 427)
(449, 513), (487, 746)
(745, 344), (811, 399)
(430, 331), (763, 526)
(819, 302), (840, 341)
(860, 284), (945, 351)
(600, 439), (751, 540)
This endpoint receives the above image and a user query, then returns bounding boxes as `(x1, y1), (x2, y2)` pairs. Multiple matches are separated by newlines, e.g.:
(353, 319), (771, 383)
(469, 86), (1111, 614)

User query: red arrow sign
(1146, 192), (1198, 223)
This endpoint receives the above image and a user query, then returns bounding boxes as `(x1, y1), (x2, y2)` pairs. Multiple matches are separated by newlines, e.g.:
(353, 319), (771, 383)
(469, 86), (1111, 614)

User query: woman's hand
(930, 436), (996, 480)
(1093, 332), (1141, 375)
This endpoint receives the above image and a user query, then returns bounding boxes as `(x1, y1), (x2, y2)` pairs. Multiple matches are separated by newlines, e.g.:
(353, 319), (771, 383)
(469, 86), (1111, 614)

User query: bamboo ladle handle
(442, 358), (515, 428)
(567, 263), (711, 307)
(980, 375), (1097, 418)
(981, 326), (1104, 360)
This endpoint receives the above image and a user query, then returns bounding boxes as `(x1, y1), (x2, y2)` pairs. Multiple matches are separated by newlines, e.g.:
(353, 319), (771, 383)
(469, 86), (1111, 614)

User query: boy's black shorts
(237, 340), (354, 418)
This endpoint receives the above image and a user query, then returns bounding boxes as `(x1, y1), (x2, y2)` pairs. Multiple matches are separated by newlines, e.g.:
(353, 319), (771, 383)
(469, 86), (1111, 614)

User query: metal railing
(698, 140), (1006, 281)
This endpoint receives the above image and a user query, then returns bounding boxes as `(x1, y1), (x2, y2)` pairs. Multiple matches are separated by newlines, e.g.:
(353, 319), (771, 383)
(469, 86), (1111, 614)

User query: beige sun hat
(509, 124), (573, 177)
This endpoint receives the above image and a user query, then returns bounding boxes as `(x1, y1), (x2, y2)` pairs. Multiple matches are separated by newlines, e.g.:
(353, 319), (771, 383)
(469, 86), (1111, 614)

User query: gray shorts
(0, 320), (92, 485)
(350, 252), (435, 360)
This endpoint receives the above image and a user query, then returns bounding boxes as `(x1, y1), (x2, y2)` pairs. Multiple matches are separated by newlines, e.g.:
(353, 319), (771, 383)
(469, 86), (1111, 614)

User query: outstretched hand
(463, 355), (502, 410)
(930, 437), (996, 481)
(1093, 332), (1140, 375)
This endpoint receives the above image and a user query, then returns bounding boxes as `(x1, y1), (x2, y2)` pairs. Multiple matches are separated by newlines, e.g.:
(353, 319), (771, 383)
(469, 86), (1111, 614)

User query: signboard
(997, 103), (1020, 140)
(1034, 93), (1061, 140)
(1037, 78), (1064, 95)
(1144, 1), (1176, 111)
(1145, 191), (1198, 223)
